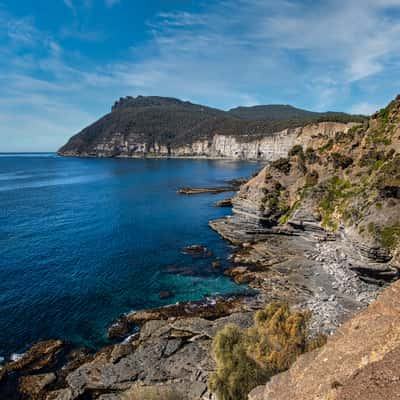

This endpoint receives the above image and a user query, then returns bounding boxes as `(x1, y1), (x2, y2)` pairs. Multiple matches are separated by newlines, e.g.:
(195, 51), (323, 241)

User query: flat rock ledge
(0, 295), (260, 400)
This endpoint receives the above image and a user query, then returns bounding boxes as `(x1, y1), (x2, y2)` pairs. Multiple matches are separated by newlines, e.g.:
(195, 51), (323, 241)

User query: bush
(305, 170), (319, 187)
(289, 145), (305, 160)
(209, 303), (326, 400)
(331, 152), (353, 169)
(271, 157), (291, 174)
(305, 147), (319, 164)
(209, 325), (268, 400)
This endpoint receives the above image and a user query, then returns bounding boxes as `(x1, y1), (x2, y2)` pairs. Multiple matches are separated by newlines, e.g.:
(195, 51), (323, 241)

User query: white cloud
(350, 102), (380, 115)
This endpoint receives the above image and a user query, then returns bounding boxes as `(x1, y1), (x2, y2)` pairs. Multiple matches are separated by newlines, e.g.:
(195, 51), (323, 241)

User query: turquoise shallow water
(0, 154), (261, 358)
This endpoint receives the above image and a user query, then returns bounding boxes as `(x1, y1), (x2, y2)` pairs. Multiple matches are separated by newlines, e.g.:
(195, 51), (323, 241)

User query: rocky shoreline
(0, 212), (387, 400)
(2, 96), (399, 399)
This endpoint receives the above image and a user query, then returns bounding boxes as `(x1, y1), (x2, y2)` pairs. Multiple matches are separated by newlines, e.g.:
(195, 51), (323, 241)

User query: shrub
(209, 324), (268, 400)
(378, 224), (400, 249)
(289, 145), (305, 161)
(331, 153), (353, 169)
(305, 147), (319, 164)
(305, 170), (319, 187)
(318, 138), (334, 153)
(209, 303), (326, 400)
(130, 386), (183, 400)
(271, 157), (291, 174)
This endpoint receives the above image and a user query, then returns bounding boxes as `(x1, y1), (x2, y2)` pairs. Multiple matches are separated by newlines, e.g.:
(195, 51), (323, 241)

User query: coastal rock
(178, 186), (236, 195)
(107, 296), (244, 340)
(19, 373), (56, 398)
(183, 245), (208, 254)
(214, 197), (232, 207)
(159, 290), (174, 299)
(59, 310), (255, 399)
(7, 340), (64, 374)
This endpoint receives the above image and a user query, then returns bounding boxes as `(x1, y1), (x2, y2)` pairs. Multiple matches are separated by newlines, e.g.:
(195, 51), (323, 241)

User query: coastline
(0, 195), (385, 400)
(57, 152), (266, 162)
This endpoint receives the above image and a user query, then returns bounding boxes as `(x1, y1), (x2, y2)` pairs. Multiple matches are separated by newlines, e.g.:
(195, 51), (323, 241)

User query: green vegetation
(288, 145), (305, 161)
(331, 152), (353, 169)
(262, 182), (290, 217)
(368, 222), (400, 249)
(376, 154), (400, 195)
(318, 138), (334, 153)
(305, 147), (319, 164)
(358, 149), (386, 168)
(318, 176), (351, 230)
(131, 388), (182, 400)
(378, 224), (400, 249)
(305, 170), (319, 187)
(270, 157), (291, 174)
(209, 303), (326, 400)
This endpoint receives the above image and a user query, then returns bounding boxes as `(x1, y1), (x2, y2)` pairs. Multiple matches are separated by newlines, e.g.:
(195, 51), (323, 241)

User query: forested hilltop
(58, 96), (365, 158)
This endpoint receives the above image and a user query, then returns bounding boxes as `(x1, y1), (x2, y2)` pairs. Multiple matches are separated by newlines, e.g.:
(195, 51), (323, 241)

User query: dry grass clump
(209, 302), (326, 400)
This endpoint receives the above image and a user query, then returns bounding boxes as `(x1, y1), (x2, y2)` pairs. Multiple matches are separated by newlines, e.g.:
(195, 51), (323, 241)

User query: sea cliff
(58, 96), (364, 160)
(59, 122), (356, 161)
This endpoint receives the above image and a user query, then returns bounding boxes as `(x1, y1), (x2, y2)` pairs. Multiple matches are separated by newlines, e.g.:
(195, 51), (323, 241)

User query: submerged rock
(159, 290), (174, 299)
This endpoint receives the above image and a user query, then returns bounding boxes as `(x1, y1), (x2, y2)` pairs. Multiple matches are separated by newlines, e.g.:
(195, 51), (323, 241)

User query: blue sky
(1, 0), (400, 151)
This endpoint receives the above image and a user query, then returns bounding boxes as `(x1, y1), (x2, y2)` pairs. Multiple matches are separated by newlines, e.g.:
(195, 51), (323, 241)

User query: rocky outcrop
(211, 96), (400, 279)
(250, 279), (400, 400)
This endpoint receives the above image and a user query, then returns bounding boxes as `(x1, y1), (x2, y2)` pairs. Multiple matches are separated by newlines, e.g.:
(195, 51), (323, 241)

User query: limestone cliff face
(59, 122), (355, 161)
(249, 279), (400, 400)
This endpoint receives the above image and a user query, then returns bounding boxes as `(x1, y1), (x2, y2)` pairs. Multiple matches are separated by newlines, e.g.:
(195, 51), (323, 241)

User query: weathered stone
(7, 340), (64, 374)
(19, 373), (56, 398)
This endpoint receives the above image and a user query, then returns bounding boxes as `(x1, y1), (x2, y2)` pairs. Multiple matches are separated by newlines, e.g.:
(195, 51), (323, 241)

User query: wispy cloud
(350, 102), (380, 115)
(63, 0), (77, 15)
(94, 0), (400, 110)
(1, 0), (400, 151)
(105, 0), (120, 7)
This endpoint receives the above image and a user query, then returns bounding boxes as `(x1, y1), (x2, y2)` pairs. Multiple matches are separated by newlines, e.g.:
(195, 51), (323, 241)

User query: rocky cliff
(209, 95), (400, 399)
(211, 95), (400, 275)
(58, 96), (364, 160)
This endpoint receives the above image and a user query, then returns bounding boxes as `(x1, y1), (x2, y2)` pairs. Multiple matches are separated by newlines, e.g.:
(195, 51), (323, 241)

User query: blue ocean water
(0, 154), (261, 358)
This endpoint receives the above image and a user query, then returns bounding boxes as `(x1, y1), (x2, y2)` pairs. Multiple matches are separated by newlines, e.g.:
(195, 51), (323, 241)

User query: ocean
(0, 154), (261, 358)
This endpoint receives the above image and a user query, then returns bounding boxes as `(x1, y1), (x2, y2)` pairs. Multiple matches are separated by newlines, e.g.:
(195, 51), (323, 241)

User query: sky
(1, 0), (400, 151)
